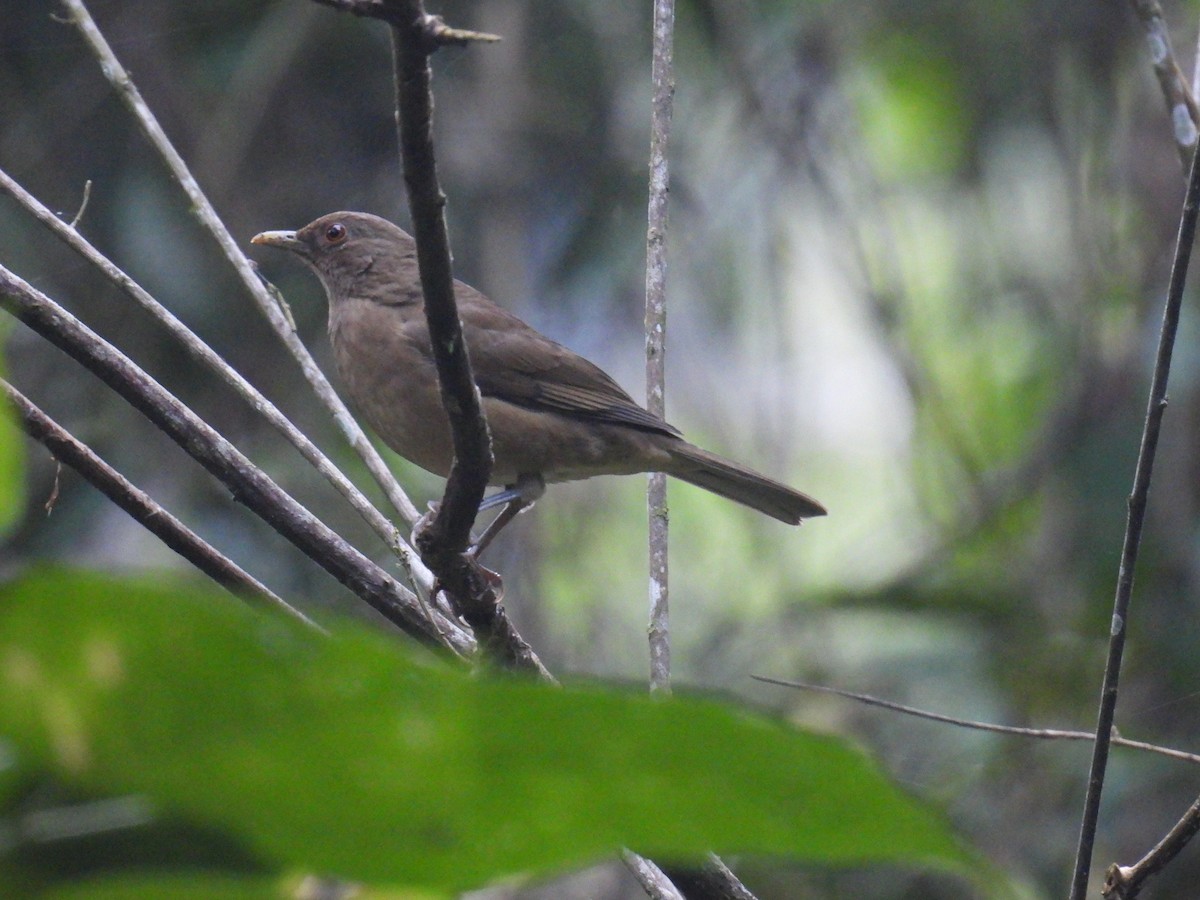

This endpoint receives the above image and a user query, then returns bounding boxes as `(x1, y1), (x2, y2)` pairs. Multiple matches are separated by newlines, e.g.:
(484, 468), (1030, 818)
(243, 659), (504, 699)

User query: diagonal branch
(1104, 796), (1200, 898)
(1, 379), (321, 631)
(60, 0), (426, 548)
(0, 166), (429, 592)
(0, 264), (471, 654)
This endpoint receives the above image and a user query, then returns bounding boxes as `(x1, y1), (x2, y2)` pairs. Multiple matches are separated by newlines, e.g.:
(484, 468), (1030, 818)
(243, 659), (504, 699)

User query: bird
(251, 212), (825, 548)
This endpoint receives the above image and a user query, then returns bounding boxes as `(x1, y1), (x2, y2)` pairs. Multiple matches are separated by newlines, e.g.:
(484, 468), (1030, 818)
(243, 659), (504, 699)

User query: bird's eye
(324, 223), (348, 244)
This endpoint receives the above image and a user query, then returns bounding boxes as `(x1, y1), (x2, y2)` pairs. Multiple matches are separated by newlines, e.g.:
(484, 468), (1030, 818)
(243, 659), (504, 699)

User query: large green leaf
(43, 873), (431, 900)
(0, 569), (972, 893)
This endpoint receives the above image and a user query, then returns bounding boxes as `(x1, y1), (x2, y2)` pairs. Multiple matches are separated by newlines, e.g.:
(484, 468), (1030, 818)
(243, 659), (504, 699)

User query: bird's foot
(469, 474), (546, 558)
(414, 499), (507, 607)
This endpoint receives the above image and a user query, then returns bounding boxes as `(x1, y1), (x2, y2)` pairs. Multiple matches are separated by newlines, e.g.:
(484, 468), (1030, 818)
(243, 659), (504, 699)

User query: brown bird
(252, 212), (825, 544)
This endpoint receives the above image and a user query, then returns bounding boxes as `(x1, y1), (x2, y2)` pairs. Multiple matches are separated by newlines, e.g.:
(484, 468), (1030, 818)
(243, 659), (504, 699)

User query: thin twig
(1126, 0), (1200, 166)
(629, 5), (684, 891)
(641, 6), (754, 899)
(1068, 139), (1200, 900)
(0, 166), (429, 595)
(68, 179), (91, 229)
(0, 264), (472, 654)
(60, 0), (425, 543)
(2, 379), (321, 631)
(1104, 796), (1200, 899)
(1193, 22), (1200, 106)
(644, 0), (674, 695)
(752, 677), (1200, 766)
(308, 0), (501, 42)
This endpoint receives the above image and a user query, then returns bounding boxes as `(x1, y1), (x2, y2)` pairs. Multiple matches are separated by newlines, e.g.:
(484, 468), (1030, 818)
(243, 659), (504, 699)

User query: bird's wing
(459, 288), (681, 438)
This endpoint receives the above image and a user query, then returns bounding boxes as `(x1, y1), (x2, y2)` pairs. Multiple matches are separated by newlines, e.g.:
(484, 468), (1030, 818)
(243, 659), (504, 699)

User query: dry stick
(383, 0), (548, 676)
(1126, 0), (1200, 165)
(0, 264), (472, 655)
(753, 677), (1200, 766)
(1067, 136), (1200, 900)
(621, 7), (693, 890)
(641, 6), (755, 899)
(0, 168), (426, 592)
(60, 0), (426, 548)
(1104, 797), (1200, 899)
(644, 0), (673, 696)
(2, 380), (321, 631)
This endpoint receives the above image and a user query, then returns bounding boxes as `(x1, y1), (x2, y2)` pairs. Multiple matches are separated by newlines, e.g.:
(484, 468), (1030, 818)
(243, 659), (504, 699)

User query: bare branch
(2, 379), (321, 631)
(387, 0), (493, 554)
(68, 179), (91, 229)
(0, 166), (431, 595)
(0, 264), (471, 654)
(1068, 134), (1200, 899)
(380, 0), (555, 675)
(1104, 796), (1200, 899)
(641, 7), (755, 898)
(644, 0), (675, 695)
(753, 677), (1200, 766)
(60, 0), (425, 540)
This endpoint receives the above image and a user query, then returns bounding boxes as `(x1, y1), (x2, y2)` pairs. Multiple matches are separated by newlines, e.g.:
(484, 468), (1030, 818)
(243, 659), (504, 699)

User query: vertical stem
(1068, 142), (1200, 899)
(388, 5), (493, 553)
(645, 0), (676, 694)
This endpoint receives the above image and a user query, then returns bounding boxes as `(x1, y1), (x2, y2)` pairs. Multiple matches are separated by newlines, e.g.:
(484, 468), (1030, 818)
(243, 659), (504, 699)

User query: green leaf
(43, 872), (434, 900)
(0, 569), (973, 892)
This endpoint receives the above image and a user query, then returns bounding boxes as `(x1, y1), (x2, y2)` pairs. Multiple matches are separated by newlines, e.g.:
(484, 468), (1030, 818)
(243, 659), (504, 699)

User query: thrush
(252, 212), (825, 544)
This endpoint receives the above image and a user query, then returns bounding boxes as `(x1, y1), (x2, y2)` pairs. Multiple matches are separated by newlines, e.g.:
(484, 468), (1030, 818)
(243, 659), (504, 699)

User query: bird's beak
(250, 229), (306, 255)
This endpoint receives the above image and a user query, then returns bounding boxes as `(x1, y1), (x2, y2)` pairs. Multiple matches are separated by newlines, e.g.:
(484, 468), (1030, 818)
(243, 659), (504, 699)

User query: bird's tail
(664, 442), (826, 525)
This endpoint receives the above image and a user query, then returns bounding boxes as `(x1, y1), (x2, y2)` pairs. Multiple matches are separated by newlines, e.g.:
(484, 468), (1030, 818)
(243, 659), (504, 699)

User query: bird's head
(252, 211), (420, 307)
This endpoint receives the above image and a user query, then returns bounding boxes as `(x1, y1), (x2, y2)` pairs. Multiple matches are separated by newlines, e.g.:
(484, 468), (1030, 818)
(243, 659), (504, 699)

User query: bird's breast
(329, 300), (456, 477)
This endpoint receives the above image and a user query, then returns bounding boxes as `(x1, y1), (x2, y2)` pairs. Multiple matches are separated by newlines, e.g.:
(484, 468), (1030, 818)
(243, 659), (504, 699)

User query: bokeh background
(3, 1), (1199, 896)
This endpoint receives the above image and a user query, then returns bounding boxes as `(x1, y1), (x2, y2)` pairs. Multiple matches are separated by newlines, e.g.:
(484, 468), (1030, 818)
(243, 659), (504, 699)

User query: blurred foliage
(0, 569), (971, 896)
(2, 0), (1200, 897)
(0, 326), (25, 537)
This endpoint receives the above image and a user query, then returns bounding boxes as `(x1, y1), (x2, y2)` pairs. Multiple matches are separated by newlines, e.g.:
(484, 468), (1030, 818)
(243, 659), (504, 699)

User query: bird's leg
(471, 473), (545, 558)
